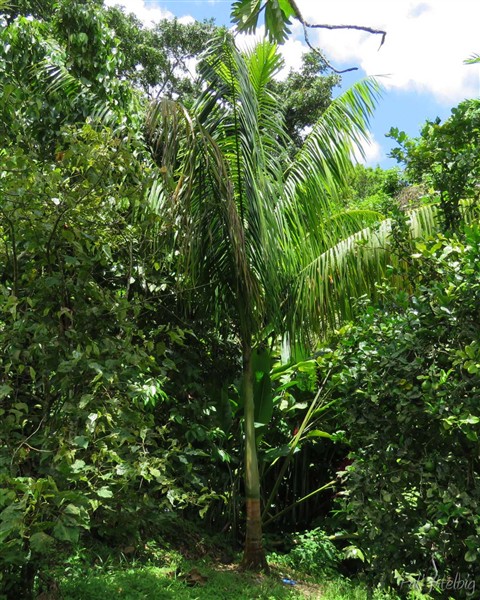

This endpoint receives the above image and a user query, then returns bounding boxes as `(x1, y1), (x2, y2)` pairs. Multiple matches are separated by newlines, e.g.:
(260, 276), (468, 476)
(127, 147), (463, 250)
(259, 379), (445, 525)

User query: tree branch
(289, 0), (386, 73)
(305, 22), (386, 49)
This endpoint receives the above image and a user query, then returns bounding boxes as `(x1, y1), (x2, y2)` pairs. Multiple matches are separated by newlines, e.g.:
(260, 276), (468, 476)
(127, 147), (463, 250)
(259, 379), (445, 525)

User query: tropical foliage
(0, 0), (479, 598)
(328, 229), (480, 596)
(389, 99), (480, 229)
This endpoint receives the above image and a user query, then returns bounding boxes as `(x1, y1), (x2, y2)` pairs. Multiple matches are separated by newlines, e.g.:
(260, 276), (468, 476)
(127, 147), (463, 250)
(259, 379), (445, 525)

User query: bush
(0, 128), (223, 597)
(329, 226), (480, 597)
(270, 528), (340, 576)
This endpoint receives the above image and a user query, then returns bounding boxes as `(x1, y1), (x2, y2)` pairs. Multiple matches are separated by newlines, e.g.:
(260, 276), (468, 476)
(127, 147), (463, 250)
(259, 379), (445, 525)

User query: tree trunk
(240, 342), (269, 572)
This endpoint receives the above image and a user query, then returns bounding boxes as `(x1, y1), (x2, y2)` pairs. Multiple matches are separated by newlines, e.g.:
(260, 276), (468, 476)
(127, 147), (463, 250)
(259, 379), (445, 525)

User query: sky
(105, 0), (480, 169)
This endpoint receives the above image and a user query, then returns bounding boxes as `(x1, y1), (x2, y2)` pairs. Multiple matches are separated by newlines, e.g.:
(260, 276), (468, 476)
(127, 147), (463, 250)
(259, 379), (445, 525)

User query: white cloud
(293, 0), (480, 103)
(104, 0), (173, 26)
(234, 25), (267, 51)
(276, 24), (307, 80)
(353, 132), (383, 167)
(178, 15), (196, 25)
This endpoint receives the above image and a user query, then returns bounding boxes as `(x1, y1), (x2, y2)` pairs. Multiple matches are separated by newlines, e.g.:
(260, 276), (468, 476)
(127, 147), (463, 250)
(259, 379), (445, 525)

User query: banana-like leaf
(252, 347), (273, 426)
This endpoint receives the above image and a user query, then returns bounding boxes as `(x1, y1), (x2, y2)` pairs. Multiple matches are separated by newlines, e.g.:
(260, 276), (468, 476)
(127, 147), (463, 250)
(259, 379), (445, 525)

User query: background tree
(271, 50), (340, 148)
(0, 0), (138, 155)
(389, 99), (480, 229)
(0, 2), (221, 595)
(339, 164), (407, 214)
(327, 228), (480, 594)
(105, 7), (216, 102)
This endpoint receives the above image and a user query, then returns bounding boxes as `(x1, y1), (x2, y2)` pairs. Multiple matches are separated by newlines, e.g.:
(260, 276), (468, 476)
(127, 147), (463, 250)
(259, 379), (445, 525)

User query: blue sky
(108, 0), (480, 169)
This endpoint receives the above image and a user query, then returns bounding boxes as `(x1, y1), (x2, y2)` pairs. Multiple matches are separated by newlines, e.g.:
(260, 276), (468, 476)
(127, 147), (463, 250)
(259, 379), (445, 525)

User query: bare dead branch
(288, 0), (386, 73)
(305, 22), (387, 50)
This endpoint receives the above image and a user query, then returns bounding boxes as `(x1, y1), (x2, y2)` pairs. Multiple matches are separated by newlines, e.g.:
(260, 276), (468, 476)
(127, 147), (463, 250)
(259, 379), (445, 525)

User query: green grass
(44, 537), (433, 600)
(54, 558), (412, 600)
(59, 562), (305, 600)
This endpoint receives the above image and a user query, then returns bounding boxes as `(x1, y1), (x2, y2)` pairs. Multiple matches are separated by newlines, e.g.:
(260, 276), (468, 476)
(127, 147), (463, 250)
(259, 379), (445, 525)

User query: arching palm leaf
(288, 204), (438, 336)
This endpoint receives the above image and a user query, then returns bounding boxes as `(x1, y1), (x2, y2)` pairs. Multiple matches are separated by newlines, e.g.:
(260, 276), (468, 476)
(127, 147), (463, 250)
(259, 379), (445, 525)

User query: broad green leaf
(96, 486), (113, 499)
(263, 444), (290, 461)
(217, 449), (231, 463)
(0, 384), (12, 399)
(465, 550), (477, 562)
(53, 522), (79, 544)
(30, 532), (55, 553)
(343, 545), (365, 562)
(73, 436), (89, 449)
(461, 415), (479, 425)
(70, 460), (86, 473)
(63, 504), (81, 516)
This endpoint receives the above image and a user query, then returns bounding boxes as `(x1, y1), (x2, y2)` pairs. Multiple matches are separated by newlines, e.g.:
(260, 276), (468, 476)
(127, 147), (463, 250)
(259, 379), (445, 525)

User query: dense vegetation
(0, 1), (479, 599)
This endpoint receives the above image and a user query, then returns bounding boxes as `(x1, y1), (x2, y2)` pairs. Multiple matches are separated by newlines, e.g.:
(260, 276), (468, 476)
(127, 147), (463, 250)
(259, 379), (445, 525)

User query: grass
(58, 567), (404, 600)
(38, 529), (434, 600)
(51, 552), (409, 600)
(60, 563), (304, 599)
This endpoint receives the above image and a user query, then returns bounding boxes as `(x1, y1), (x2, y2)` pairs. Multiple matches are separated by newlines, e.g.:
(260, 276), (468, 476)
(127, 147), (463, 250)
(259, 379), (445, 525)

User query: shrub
(270, 528), (340, 576)
(329, 227), (480, 597)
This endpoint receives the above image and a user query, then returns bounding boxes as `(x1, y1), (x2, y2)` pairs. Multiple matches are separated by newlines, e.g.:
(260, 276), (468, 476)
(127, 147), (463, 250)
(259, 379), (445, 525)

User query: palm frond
(162, 33), (288, 337)
(464, 53), (480, 65)
(36, 60), (80, 99)
(285, 78), (382, 197)
(287, 204), (438, 338)
(144, 37), (439, 349)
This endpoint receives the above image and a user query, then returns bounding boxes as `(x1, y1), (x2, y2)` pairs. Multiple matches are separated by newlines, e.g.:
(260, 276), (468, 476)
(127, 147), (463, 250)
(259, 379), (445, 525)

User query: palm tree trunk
(240, 341), (269, 571)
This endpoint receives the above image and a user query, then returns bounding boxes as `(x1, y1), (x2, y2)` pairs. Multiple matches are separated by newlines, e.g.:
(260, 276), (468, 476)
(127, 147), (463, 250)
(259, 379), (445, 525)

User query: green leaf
(70, 459), (86, 473)
(277, 0), (296, 19)
(0, 384), (13, 399)
(465, 550), (477, 562)
(264, 0), (292, 44)
(30, 532), (55, 553)
(461, 415), (480, 425)
(343, 545), (365, 562)
(232, 0), (296, 43)
(217, 449), (231, 463)
(73, 436), (89, 449)
(263, 444), (290, 461)
(231, 0), (262, 34)
(53, 522), (79, 544)
(96, 486), (113, 499)
(79, 394), (93, 409)
(63, 503), (81, 516)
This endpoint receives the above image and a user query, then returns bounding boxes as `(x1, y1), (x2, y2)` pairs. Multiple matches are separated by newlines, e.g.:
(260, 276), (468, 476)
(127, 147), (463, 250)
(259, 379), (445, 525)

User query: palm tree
(147, 32), (432, 570)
